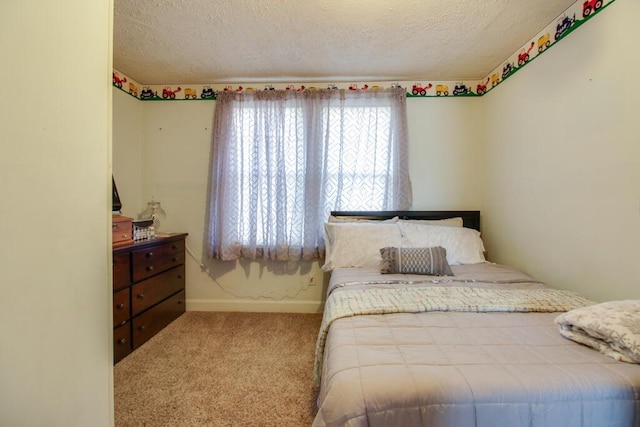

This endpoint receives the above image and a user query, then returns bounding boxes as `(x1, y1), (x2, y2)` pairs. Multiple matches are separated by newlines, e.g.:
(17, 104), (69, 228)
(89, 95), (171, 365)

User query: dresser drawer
(114, 323), (132, 363)
(113, 253), (131, 291)
(132, 290), (185, 349)
(131, 265), (185, 316)
(113, 287), (130, 327)
(165, 239), (185, 256)
(132, 243), (185, 282)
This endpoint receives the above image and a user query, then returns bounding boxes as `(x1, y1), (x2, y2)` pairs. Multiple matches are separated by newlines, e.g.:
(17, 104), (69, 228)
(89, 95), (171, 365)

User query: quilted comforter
(312, 263), (640, 427)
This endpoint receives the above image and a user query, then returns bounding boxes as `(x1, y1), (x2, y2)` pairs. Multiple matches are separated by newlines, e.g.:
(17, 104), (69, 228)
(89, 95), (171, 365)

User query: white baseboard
(186, 298), (325, 314)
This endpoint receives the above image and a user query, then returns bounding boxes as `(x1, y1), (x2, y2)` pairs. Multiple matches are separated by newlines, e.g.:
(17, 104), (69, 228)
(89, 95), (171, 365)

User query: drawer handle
(177, 300), (183, 305)
(172, 257), (178, 262)
(146, 265), (154, 272)
(177, 274), (183, 279)
(137, 293), (145, 299)
(172, 245), (178, 250)
(117, 303), (125, 309)
(118, 338), (127, 344)
(146, 252), (154, 258)
(139, 325), (146, 331)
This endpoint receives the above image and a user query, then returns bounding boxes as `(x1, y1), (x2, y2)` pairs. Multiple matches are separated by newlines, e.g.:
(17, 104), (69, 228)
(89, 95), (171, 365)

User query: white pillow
(397, 217), (463, 227)
(328, 215), (399, 223)
(322, 222), (402, 272)
(398, 222), (485, 265)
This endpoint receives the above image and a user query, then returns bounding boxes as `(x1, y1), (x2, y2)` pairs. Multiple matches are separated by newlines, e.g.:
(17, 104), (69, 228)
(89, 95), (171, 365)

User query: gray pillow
(380, 246), (454, 276)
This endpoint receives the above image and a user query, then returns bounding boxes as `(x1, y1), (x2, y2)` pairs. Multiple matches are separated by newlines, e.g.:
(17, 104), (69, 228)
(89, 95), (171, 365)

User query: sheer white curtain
(206, 87), (411, 261)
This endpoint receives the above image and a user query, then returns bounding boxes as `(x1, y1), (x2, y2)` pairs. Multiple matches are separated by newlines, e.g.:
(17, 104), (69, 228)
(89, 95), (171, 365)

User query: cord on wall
(184, 242), (313, 300)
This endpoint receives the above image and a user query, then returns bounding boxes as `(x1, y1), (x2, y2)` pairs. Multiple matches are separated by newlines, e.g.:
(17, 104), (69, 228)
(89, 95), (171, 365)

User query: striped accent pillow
(380, 246), (454, 276)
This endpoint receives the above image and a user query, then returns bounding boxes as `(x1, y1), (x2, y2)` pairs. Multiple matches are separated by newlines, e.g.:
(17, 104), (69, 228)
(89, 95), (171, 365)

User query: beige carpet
(114, 311), (323, 426)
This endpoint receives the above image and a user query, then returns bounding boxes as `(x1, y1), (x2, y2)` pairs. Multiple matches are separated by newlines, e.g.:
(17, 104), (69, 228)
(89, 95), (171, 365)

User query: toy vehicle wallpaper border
(112, 0), (616, 101)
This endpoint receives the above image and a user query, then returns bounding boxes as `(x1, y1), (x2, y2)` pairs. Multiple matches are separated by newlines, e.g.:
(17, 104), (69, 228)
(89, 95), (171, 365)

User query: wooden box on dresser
(112, 233), (188, 364)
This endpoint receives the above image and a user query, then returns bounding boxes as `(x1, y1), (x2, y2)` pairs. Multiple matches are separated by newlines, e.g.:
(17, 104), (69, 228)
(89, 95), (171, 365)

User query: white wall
(112, 89), (144, 219)
(407, 97), (483, 210)
(112, 92), (483, 311)
(481, 0), (640, 301)
(0, 1), (113, 426)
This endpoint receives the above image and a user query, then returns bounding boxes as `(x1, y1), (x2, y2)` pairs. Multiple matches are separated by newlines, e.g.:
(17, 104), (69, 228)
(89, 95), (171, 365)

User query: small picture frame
(112, 176), (122, 212)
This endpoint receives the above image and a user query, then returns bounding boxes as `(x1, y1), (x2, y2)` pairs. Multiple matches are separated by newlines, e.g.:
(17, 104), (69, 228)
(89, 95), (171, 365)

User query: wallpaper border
(112, 0), (616, 101)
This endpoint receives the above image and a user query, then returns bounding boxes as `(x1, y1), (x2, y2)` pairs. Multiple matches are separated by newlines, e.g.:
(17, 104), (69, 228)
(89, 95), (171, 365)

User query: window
(322, 104), (396, 210)
(206, 88), (411, 261)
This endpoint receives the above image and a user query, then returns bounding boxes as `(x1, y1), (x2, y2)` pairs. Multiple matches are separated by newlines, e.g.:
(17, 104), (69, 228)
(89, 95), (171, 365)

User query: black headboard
(330, 211), (481, 232)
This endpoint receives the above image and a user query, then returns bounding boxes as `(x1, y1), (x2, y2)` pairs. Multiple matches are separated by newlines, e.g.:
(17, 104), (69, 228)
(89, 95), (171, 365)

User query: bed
(312, 211), (640, 427)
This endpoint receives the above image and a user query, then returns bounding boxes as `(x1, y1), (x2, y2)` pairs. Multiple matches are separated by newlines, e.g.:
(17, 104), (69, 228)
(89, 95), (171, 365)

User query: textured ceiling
(113, 0), (577, 85)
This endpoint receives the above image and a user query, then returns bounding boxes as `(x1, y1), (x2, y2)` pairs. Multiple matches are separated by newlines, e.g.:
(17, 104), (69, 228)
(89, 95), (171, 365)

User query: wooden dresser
(112, 233), (187, 363)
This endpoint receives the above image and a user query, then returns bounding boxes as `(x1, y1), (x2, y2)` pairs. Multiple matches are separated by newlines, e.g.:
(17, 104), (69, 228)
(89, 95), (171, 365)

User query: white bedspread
(314, 285), (594, 385)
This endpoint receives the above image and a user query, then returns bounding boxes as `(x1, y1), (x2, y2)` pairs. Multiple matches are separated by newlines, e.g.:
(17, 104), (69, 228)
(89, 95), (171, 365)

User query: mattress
(312, 263), (640, 427)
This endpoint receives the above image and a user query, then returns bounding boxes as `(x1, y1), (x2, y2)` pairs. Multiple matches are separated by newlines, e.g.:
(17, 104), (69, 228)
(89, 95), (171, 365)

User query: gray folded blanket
(555, 300), (640, 363)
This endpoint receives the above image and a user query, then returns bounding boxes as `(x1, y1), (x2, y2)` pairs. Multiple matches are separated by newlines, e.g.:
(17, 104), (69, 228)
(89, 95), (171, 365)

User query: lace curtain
(206, 87), (412, 261)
